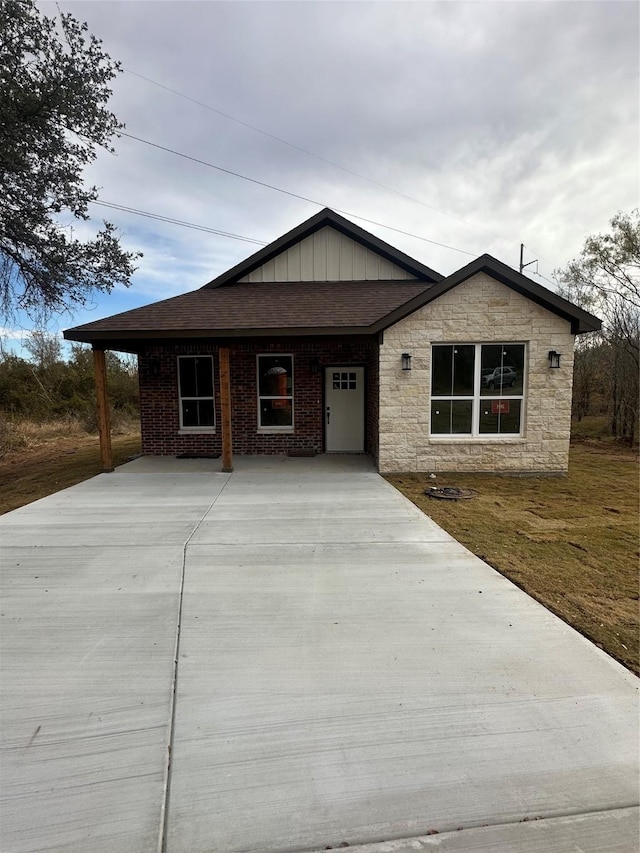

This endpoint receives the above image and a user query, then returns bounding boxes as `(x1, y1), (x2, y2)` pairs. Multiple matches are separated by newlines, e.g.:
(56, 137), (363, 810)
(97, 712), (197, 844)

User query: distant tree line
(0, 331), (139, 430)
(570, 338), (638, 443)
(556, 210), (639, 446)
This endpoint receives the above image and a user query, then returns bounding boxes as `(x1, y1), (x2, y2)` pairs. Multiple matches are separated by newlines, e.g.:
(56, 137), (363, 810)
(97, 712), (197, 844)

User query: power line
(123, 66), (515, 245)
(117, 130), (476, 257)
(91, 200), (268, 245)
(93, 196), (560, 294)
(532, 270), (559, 290)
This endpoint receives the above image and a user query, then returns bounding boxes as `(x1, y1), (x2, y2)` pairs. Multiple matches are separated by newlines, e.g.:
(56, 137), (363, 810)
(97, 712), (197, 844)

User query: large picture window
(431, 344), (525, 436)
(257, 355), (293, 429)
(178, 356), (215, 430)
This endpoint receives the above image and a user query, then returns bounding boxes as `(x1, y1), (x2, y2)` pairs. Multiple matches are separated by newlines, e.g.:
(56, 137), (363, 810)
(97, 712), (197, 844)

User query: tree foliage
(556, 210), (639, 444)
(0, 0), (139, 323)
(0, 333), (139, 428)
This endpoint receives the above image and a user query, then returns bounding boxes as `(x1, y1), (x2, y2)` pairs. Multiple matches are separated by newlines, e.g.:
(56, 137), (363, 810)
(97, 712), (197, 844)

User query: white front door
(325, 367), (365, 452)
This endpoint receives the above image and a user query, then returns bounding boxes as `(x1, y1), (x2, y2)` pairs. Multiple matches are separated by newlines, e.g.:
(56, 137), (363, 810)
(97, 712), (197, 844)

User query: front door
(325, 367), (365, 452)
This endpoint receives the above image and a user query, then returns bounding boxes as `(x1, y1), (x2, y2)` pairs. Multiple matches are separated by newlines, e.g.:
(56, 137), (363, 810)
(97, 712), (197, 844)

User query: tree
(556, 210), (639, 444)
(0, 337), (139, 426)
(0, 0), (139, 324)
(23, 329), (63, 369)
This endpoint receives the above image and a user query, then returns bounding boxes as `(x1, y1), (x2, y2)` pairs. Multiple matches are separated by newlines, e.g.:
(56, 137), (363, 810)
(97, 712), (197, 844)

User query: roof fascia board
(372, 255), (601, 335)
(63, 325), (381, 345)
(203, 208), (443, 288)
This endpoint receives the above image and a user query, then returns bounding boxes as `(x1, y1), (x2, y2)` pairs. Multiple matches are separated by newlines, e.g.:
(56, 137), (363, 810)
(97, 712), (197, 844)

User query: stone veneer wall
(138, 336), (379, 457)
(378, 273), (575, 474)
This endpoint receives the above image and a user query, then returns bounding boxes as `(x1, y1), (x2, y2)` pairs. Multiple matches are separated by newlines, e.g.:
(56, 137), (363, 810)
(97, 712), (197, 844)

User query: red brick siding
(138, 337), (379, 457)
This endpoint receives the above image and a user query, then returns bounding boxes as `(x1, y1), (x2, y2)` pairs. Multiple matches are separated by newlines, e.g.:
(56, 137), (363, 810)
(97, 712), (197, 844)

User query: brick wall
(138, 337), (379, 457)
(378, 273), (575, 474)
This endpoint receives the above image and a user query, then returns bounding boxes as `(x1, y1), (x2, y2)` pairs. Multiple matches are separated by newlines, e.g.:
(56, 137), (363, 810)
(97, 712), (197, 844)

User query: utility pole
(519, 243), (538, 275)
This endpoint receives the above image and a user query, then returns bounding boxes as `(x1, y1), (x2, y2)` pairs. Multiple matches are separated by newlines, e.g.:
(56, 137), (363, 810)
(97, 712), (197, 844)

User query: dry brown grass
(0, 416), (82, 456)
(0, 427), (141, 515)
(0, 415), (139, 457)
(386, 442), (639, 675)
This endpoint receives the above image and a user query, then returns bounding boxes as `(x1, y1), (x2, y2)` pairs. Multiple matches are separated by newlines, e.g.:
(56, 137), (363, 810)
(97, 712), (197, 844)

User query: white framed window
(430, 343), (525, 436)
(177, 356), (215, 431)
(257, 354), (293, 430)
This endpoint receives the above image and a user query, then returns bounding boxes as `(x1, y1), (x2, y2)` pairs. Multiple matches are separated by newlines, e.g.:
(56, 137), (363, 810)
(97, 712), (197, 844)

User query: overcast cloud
(14, 0), (640, 342)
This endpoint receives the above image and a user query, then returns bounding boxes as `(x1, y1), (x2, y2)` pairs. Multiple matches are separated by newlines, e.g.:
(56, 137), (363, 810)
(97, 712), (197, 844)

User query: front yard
(386, 441), (639, 675)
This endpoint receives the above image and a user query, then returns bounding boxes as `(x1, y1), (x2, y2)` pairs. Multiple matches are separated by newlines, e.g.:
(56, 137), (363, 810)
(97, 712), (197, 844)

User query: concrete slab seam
(157, 473), (233, 853)
(298, 804), (640, 853)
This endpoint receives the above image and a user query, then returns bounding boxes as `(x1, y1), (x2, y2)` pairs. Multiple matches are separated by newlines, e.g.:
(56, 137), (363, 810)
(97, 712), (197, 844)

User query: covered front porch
(91, 335), (380, 472)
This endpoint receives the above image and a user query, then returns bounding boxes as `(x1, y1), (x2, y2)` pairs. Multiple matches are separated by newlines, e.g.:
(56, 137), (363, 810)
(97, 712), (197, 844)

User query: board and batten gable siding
(378, 272), (575, 474)
(238, 226), (418, 282)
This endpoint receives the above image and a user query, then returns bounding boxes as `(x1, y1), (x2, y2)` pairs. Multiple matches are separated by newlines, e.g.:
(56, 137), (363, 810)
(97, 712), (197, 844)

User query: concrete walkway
(1, 456), (638, 853)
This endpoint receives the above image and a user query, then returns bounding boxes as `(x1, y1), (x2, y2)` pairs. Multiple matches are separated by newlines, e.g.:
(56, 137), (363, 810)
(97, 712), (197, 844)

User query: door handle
(326, 406), (330, 424)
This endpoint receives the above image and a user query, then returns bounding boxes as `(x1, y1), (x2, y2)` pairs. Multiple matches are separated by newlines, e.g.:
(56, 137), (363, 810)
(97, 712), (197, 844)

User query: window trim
(430, 343), (526, 438)
(256, 353), (294, 432)
(177, 355), (216, 433)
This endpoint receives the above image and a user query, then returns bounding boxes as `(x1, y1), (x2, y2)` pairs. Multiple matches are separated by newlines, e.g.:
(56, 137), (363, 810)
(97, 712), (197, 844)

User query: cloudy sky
(7, 0), (639, 347)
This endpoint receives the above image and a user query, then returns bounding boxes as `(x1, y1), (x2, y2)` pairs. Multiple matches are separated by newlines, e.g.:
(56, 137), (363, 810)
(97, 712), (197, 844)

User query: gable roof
(369, 253), (602, 335)
(203, 208), (444, 287)
(64, 211), (600, 348)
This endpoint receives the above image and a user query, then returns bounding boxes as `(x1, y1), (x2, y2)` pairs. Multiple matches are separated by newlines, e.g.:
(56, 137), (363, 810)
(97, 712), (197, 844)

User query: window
(430, 344), (525, 436)
(178, 356), (215, 430)
(332, 371), (357, 390)
(257, 355), (293, 429)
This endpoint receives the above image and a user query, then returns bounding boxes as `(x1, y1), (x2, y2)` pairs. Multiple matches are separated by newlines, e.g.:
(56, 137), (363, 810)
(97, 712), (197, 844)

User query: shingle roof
(64, 209), (601, 347)
(64, 280), (435, 344)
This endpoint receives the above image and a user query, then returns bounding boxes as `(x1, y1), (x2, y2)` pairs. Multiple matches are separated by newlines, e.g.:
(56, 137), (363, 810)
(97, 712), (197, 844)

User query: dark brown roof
(64, 280), (434, 345)
(204, 208), (444, 287)
(377, 254), (601, 335)
(64, 209), (601, 348)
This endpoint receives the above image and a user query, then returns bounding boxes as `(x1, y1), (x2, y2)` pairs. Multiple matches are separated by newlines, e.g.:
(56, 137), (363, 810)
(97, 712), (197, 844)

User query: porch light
(149, 357), (161, 378)
(548, 350), (561, 369)
(401, 353), (412, 371)
(310, 357), (320, 374)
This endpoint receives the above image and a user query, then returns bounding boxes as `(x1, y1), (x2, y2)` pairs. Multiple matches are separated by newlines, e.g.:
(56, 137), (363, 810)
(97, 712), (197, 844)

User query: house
(64, 208), (601, 474)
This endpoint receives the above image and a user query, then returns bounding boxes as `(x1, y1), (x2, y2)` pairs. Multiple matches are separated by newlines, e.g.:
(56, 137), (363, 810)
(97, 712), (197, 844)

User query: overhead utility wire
(117, 130), (476, 258)
(532, 271), (560, 289)
(124, 67), (512, 244)
(94, 197), (554, 287)
(91, 200), (268, 245)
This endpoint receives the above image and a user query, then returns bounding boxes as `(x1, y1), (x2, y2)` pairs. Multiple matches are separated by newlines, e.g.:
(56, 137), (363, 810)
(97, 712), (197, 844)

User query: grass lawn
(386, 441), (639, 676)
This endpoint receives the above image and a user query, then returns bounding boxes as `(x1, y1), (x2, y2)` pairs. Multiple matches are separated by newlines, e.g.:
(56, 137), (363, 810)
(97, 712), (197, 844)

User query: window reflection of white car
(482, 367), (517, 389)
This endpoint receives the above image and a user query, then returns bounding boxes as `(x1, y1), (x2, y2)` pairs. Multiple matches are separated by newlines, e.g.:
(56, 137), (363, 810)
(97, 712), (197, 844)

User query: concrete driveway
(1, 456), (638, 853)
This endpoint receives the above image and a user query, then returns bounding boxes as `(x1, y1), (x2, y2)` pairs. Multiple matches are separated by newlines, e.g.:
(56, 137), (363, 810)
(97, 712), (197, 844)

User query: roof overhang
(63, 326), (384, 352)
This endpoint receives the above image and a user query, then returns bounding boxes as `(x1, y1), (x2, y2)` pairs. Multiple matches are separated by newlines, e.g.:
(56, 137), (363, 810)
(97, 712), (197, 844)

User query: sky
(4, 0), (639, 354)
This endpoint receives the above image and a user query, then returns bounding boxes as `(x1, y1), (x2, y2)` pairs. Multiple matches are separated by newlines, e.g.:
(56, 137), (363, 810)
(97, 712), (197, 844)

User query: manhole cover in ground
(424, 486), (478, 500)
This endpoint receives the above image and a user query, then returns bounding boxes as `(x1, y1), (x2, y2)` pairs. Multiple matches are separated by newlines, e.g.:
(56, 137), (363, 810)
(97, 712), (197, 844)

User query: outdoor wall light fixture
(310, 357), (320, 374)
(548, 350), (562, 369)
(401, 353), (412, 371)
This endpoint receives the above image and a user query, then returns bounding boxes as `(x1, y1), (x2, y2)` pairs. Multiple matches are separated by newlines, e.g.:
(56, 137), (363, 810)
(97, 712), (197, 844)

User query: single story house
(64, 208), (600, 474)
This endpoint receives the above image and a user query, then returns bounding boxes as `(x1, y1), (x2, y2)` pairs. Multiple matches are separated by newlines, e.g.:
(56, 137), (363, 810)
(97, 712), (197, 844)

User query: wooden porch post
(92, 348), (113, 472)
(219, 346), (234, 472)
